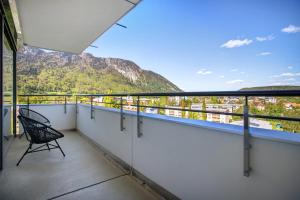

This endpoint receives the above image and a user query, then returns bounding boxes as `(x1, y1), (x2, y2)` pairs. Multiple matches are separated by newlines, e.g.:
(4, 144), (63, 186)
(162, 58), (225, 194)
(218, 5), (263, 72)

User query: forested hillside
(17, 46), (181, 94)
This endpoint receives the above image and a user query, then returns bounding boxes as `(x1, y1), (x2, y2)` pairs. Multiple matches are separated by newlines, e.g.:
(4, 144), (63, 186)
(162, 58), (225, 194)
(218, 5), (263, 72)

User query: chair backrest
(18, 115), (43, 143)
(18, 115), (63, 144)
(19, 108), (50, 125)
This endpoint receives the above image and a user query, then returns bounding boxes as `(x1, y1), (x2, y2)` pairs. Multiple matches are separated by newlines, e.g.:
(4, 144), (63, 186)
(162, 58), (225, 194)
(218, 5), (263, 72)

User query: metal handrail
(18, 94), (73, 97)
(17, 90), (300, 177)
(74, 90), (300, 97)
(17, 92), (300, 123)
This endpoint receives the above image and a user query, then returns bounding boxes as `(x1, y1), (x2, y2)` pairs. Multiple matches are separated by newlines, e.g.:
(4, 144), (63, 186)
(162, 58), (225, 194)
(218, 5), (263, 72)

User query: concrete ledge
(78, 104), (300, 146)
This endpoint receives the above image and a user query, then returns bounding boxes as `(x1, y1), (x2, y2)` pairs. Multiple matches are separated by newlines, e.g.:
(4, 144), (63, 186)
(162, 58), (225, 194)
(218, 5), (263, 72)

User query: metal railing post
(120, 97), (125, 131)
(90, 96), (94, 119)
(64, 96), (67, 114)
(27, 96), (30, 115)
(75, 96), (78, 114)
(137, 96), (143, 137)
(243, 96), (251, 177)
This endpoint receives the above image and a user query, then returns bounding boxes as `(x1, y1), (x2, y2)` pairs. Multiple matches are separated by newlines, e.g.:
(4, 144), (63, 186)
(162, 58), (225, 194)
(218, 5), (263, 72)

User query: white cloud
(221, 39), (253, 48)
(256, 35), (275, 42)
(280, 73), (295, 77)
(271, 82), (284, 86)
(288, 66), (293, 69)
(281, 25), (300, 33)
(272, 72), (300, 78)
(258, 52), (271, 56)
(240, 71), (245, 74)
(197, 68), (212, 75)
(226, 79), (244, 84)
(285, 78), (296, 81)
(219, 75), (225, 78)
(231, 68), (238, 72)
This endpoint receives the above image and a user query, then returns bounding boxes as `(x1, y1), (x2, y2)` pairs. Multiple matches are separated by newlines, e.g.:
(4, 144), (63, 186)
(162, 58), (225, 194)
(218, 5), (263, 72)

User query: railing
(18, 90), (300, 177)
(18, 94), (74, 114)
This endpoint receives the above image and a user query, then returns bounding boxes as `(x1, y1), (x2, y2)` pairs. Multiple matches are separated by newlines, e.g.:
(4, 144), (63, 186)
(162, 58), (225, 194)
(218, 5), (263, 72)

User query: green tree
(158, 96), (168, 115)
(210, 96), (220, 104)
(202, 99), (207, 121)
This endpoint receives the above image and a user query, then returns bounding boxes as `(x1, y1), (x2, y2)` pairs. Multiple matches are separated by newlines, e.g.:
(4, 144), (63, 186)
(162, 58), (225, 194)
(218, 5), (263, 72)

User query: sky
(85, 0), (300, 91)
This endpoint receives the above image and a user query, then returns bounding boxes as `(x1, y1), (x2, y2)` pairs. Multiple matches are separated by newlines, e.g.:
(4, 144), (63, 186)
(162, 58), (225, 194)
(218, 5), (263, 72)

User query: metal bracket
(137, 96), (143, 137)
(27, 96), (30, 110)
(64, 96), (67, 114)
(120, 97), (125, 131)
(243, 96), (251, 177)
(90, 96), (94, 119)
(75, 96), (78, 114)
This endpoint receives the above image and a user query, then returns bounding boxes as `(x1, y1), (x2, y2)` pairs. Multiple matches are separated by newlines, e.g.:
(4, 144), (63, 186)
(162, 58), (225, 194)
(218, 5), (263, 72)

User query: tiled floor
(0, 131), (158, 200)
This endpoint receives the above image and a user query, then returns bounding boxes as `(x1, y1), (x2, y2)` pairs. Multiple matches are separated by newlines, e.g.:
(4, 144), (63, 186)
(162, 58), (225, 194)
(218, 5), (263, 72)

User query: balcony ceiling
(15, 0), (140, 54)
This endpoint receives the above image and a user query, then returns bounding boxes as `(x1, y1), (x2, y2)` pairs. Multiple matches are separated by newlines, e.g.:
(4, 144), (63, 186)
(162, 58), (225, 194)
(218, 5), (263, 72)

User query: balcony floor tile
(56, 175), (158, 200)
(0, 131), (158, 200)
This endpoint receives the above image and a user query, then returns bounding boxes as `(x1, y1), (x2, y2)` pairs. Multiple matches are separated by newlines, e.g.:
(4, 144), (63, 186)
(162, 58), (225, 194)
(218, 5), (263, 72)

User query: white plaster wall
(3, 105), (11, 137)
(19, 104), (76, 130)
(76, 104), (300, 200)
(134, 117), (300, 200)
(76, 105), (133, 165)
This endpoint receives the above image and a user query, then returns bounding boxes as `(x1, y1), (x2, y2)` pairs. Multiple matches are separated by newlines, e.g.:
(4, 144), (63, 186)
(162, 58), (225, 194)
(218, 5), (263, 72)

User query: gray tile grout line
(47, 173), (128, 200)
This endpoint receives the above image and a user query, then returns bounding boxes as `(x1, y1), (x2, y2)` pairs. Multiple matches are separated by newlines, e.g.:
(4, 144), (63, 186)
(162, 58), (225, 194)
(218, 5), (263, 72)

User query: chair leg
(16, 143), (32, 166)
(55, 140), (65, 157)
(46, 143), (51, 151)
(3, 136), (9, 141)
(19, 132), (24, 139)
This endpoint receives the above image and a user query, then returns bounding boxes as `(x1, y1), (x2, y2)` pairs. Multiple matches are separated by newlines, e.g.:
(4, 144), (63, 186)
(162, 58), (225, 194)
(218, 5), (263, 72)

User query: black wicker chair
(17, 115), (65, 166)
(19, 108), (51, 138)
(19, 108), (51, 125)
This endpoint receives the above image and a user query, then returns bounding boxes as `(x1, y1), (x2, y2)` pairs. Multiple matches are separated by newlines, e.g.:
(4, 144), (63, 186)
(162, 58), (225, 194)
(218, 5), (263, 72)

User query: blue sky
(85, 0), (300, 91)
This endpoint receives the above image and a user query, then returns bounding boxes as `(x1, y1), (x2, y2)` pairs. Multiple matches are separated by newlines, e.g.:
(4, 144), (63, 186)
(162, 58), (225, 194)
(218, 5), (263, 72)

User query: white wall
(19, 104), (76, 131)
(77, 104), (300, 200)
(135, 117), (300, 200)
(77, 105), (133, 165)
(3, 105), (11, 137)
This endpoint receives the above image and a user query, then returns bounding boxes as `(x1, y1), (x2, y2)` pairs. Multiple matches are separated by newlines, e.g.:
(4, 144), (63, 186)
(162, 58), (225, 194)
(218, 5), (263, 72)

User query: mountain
(240, 86), (300, 91)
(17, 46), (181, 94)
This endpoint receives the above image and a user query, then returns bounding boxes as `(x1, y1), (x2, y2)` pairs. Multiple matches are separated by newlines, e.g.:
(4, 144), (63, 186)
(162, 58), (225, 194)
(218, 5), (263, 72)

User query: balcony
(1, 0), (299, 199)
(1, 92), (300, 200)
(1, 127), (158, 199)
